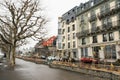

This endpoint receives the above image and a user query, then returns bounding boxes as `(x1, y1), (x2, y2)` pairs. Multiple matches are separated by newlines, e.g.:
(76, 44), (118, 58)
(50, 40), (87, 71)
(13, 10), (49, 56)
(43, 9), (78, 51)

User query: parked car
(40, 55), (46, 59)
(80, 56), (99, 64)
(47, 56), (55, 61)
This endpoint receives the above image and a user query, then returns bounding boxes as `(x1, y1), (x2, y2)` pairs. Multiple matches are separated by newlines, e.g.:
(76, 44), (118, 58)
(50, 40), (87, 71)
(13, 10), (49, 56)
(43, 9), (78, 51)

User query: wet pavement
(0, 59), (103, 80)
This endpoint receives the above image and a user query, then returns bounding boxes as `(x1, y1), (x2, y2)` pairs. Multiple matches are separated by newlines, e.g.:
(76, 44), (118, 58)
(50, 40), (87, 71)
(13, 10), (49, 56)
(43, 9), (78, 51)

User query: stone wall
(49, 64), (120, 80)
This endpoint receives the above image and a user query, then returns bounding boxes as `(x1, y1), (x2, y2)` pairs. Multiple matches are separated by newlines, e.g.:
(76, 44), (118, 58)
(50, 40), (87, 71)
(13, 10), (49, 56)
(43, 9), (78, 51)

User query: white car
(47, 56), (55, 60)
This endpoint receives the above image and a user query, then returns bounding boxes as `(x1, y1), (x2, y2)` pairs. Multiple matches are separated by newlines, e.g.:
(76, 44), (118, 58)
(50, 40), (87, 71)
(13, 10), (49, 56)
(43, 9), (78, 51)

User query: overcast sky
(20, 0), (89, 49)
(41, 0), (88, 37)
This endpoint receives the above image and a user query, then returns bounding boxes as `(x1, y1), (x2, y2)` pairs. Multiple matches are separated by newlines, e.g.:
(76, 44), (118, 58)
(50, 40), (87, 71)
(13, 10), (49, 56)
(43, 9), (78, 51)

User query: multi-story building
(57, 6), (79, 60)
(76, 0), (120, 61)
(57, 0), (120, 62)
(56, 17), (63, 57)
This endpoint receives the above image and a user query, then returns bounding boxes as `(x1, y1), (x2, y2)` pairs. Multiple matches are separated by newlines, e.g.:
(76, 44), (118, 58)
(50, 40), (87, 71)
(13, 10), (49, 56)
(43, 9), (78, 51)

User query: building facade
(57, 6), (79, 60)
(57, 0), (120, 61)
(76, 0), (120, 61)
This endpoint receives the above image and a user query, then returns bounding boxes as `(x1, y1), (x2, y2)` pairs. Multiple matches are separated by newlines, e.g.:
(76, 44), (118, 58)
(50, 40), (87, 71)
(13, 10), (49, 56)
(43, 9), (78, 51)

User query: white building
(76, 0), (120, 62)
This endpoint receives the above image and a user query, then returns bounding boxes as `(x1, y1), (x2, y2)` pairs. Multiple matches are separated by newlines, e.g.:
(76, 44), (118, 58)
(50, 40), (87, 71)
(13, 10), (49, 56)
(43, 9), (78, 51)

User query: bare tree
(0, 0), (47, 66)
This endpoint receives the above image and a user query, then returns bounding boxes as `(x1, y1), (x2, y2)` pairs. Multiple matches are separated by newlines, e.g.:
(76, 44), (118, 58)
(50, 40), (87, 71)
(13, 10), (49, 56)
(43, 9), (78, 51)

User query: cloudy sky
(20, 0), (89, 49)
(41, 0), (88, 37)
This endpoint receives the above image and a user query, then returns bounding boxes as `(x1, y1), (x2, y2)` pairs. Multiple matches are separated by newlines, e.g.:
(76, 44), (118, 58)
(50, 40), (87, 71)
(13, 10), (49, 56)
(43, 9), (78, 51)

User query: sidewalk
(0, 58), (8, 70)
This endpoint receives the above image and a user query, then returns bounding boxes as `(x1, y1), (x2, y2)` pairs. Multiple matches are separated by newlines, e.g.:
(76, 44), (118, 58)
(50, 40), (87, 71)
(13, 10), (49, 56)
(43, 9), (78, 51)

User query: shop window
(104, 45), (116, 59)
(81, 47), (88, 57)
(73, 52), (77, 58)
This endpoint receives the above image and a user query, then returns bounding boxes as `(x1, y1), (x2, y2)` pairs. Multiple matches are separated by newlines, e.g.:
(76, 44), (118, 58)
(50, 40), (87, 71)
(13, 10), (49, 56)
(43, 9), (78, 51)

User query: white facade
(76, 0), (120, 61)
(57, 0), (120, 61)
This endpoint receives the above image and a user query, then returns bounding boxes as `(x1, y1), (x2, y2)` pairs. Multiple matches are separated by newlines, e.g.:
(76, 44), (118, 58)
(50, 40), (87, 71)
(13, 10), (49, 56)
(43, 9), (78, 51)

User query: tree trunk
(9, 45), (16, 67)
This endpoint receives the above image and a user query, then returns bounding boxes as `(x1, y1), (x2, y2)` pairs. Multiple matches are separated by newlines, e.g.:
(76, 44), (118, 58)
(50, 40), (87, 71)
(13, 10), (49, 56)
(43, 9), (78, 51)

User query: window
(73, 52), (77, 58)
(68, 12), (70, 15)
(82, 38), (86, 45)
(68, 34), (70, 40)
(71, 17), (74, 22)
(81, 47), (88, 57)
(91, 22), (96, 32)
(62, 29), (65, 34)
(73, 33), (76, 39)
(100, 3), (110, 14)
(73, 41), (76, 48)
(91, 1), (94, 6)
(93, 35), (97, 43)
(80, 15), (84, 22)
(90, 10), (96, 17)
(109, 32), (114, 41)
(58, 29), (61, 34)
(102, 17), (111, 25)
(66, 19), (69, 24)
(104, 45), (116, 59)
(68, 27), (70, 32)
(103, 34), (107, 42)
(62, 36), (65, 42)
(117, 0), (120, 7)
(72, 24), (75, 31)
(62, 44), (65, 49)
(68, 42), (70, 48)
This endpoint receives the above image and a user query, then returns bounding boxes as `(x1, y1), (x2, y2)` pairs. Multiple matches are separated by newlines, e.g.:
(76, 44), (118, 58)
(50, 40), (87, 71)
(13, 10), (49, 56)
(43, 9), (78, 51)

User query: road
(0, 59), (102, 80)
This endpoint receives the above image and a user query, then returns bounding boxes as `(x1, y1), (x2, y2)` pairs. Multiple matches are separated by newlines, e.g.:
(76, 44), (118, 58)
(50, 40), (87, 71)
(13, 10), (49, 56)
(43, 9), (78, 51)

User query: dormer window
(91, 1), (94, 6)
(68, 12), (70, 15)
(66, 19), (69, 24)
(71, 17), (74, 22)
(72, 9), (75, 12)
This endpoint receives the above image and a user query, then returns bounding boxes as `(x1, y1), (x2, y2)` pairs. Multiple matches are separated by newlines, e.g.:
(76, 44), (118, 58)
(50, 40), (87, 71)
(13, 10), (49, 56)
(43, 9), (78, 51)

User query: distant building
(34, 36), (57, 57)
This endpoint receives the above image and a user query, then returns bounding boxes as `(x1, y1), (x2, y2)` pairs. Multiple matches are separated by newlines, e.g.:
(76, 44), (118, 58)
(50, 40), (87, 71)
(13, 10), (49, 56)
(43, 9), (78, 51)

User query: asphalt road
(0, 59), (103, 80)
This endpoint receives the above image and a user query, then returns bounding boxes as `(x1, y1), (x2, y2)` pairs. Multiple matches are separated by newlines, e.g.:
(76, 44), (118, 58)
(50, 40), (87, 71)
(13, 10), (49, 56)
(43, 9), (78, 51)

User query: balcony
(82, 42), (86, 45)
(89, 15), (97, 22)
(101, 20), (120, 31)
(98, 4), (120, 20)
(97, 9), (110, 20)
(91, 26), (101, 34)
(115, 3), (120, 11)
(76, 29), (90, 38)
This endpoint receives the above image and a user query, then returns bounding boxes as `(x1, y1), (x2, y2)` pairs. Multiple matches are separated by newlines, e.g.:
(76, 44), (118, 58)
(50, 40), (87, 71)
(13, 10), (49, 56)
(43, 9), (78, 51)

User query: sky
(41, 0), (88, 37)
(20, 0), (89, 50)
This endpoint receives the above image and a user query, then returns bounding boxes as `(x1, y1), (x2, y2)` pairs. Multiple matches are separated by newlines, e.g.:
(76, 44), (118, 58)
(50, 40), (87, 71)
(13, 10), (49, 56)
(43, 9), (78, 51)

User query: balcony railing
(97, 8), (110, 20)
(76, 20), (120, 38)
(97, 3), (120, 20)
(101, 20), (120, 30)
(76, 29), (89, 38)
(89, 15), (97, 22)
